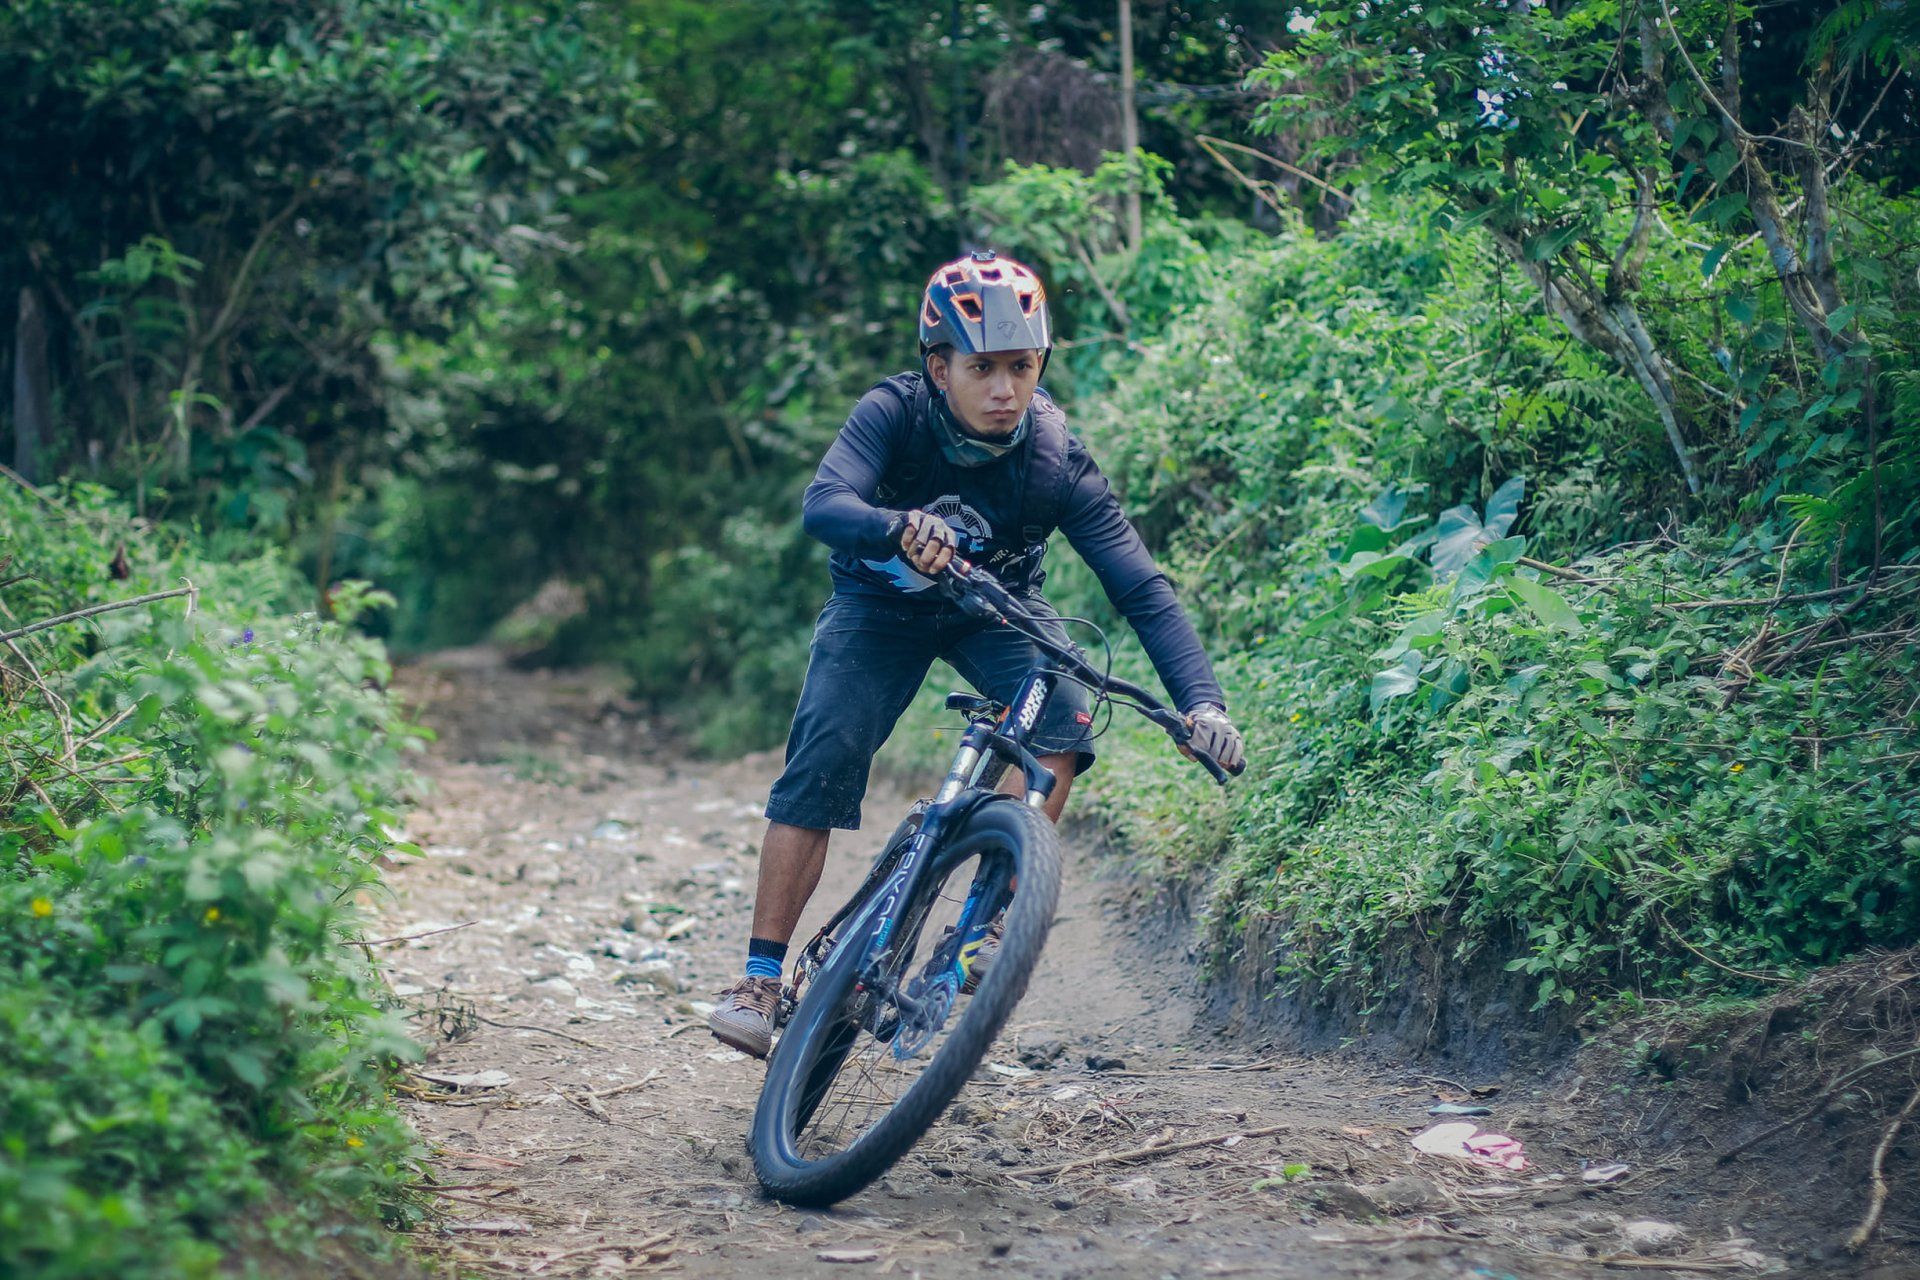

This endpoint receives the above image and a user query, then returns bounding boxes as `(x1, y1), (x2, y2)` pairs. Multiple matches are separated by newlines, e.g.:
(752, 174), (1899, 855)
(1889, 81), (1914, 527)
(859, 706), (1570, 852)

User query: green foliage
(1, 0), (639, 549)
(1253, 2), (1919, 519)
(1031, 175), (1920, 1010)
(0, 483), (422, 1276)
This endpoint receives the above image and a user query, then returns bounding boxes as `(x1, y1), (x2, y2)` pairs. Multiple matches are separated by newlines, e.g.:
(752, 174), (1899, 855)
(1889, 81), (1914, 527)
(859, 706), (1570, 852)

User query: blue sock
(746, 937), (787, 980)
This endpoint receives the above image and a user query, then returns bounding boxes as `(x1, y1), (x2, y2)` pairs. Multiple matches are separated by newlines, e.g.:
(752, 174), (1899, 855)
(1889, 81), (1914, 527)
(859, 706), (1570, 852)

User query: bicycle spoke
(789, 847), (1008, 1162)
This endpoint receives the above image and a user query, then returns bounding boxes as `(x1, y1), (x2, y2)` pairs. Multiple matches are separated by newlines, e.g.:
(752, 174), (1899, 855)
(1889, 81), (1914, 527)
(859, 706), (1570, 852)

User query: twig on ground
(1846, 1077), (1920, 1252)
(556, 1089), (611, 1123)
(429, 1189), (522, 1208)
(1004, 1122), (1290, 1180)
(434, 1148), (524, 1168)
(361, 920), (477, 947)
(475, 1015), (607, 1049)
(420, 1183), (518, 1199)
(1585, 1257), (1746, 1273)
(1169, 1058), (1289, 1073)
(587, 1068), (662, 1101)
(524, 1233), (675, 1274)
(1411, 1073), (1473, 1095)
(1310, 1231), (1477, 1246)
(1718, 1041), (1920, 1164)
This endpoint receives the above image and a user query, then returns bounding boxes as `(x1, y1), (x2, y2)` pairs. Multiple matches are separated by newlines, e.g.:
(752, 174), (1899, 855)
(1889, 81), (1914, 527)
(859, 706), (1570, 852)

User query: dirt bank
(370, 649), (1898, 1278)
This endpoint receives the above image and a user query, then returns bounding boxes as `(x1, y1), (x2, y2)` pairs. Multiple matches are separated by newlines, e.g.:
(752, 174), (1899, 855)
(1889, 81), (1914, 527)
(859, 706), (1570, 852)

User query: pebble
(1300, 1182), (1381, 1220)
(622, 911), (665, 938)
(1019, 1038), (1066, 1069)
(818, 1248), (880, 1264)
(1367, 1174), (1442, 1215)
(618, 960), (684, 994)
(1621, 1219), (1687, 1255)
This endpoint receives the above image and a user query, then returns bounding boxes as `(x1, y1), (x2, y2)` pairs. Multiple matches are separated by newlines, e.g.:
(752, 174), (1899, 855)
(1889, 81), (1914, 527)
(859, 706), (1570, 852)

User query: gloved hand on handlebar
(894, 509), (959, 575)
(1184, 704), (1244, 774)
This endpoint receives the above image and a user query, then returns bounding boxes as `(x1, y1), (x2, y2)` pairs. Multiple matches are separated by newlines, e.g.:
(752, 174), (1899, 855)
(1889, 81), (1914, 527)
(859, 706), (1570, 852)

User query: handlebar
(937, 558), (1242, 786)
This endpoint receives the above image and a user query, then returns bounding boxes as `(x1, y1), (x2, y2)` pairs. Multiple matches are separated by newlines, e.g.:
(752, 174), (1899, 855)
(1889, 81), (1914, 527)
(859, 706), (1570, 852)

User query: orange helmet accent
(919, 250), (1051, 355)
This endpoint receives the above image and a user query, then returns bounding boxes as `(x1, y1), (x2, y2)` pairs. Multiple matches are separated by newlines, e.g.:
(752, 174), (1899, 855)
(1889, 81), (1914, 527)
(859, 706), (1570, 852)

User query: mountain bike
(748, 558), (1242, 1206)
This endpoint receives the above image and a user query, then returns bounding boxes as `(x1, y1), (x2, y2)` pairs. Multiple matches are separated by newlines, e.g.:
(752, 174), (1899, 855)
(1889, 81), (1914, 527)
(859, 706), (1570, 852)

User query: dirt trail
(377, 650), (1783, 1279)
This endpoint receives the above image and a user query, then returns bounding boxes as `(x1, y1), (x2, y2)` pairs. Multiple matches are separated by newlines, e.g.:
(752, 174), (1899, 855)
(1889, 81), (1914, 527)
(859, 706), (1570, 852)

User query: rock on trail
(372, 648), (1777, 1279)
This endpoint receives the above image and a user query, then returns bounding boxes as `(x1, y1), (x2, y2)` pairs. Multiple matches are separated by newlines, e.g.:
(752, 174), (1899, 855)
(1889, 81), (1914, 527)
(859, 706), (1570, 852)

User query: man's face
(929, 348), (1042, 438)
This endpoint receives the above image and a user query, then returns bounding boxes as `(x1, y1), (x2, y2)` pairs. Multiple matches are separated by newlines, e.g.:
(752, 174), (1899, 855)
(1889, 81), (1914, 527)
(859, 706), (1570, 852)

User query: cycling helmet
(919, 250), (1052, 356)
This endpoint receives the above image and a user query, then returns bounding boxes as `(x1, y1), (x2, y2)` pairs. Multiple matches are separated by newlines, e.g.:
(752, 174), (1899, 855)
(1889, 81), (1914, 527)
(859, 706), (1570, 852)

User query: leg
(754, 595), (934, 947)
(997, 752), (1075, 823)
(714, 599), (934, 1058)
(750, 821), (832, 948)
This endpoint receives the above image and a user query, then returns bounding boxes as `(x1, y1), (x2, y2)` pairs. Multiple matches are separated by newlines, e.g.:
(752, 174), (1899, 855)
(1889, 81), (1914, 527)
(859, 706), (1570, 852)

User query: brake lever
(942, 556), (1017, 625)
(1145, 707), (1237, 787)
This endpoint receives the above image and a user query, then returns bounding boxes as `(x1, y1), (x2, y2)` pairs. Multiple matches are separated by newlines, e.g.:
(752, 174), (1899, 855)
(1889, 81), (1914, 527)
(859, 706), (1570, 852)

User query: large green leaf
(1430, 502), (1488, 578)
(1507, 575), (1584, 633)
(1431, 477), (1525, 579)
(1369, 650), (1425, 711)
(1359, 484), (1422, 531)
(1454, 535), (1528, 599)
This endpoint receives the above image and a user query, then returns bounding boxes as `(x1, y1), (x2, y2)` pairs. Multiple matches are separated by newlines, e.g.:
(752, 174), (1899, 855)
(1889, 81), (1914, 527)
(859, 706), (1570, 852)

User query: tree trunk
(12, 286), (52, 483)
(1118, 0), (1141, 252)
(1489, 227), (1701, 495)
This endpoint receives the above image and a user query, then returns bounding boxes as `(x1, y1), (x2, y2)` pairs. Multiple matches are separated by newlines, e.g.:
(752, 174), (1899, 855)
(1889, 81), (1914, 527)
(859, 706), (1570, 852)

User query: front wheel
(750, 798), (1062, 1206)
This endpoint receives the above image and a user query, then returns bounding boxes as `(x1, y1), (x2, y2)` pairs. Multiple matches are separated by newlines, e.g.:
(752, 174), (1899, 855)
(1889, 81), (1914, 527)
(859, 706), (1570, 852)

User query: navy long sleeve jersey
(801, 376), (1225, 714)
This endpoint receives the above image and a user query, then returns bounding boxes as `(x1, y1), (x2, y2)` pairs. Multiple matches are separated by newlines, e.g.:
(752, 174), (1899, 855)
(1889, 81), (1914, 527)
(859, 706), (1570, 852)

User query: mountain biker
(709, 250), (1244, 1058)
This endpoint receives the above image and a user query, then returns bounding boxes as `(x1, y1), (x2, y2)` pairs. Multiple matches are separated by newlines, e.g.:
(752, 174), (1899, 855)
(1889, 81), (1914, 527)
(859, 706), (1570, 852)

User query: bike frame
(785, 559), (1229, 1021)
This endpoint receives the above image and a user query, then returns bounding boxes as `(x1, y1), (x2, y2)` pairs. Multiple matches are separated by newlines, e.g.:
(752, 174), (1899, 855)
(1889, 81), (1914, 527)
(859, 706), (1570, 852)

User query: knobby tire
(749, 799), (1062, 1206)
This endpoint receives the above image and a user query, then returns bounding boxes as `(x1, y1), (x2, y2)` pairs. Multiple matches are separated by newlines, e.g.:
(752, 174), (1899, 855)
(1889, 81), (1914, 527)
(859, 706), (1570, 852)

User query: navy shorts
(765, 591), (1097, 831)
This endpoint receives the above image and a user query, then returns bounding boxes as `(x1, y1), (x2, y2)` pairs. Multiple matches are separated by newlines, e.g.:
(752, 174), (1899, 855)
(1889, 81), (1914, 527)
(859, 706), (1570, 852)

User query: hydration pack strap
(867, 373), (932, 505)
(866, 374), (1072, 546)
(1017, 391), (1072, 545)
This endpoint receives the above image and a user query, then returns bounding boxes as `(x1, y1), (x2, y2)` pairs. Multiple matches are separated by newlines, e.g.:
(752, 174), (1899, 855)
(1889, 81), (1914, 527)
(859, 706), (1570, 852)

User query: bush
(1022, 182), (1920, 1008)
(0, 483), (422, 1276)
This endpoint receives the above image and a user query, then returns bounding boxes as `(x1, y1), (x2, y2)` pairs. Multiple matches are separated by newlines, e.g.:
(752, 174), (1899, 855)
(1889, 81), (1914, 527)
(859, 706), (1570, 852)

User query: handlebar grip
(1190, 744), (1236, 786)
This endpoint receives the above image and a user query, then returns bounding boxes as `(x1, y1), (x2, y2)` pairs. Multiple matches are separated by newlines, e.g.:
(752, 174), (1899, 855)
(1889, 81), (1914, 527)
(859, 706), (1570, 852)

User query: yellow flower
(1290, 712), (1304, 724)
(345, 1136), (365, 1149)
(30, 898), (52, 918)
(203, 906), (222, 923)
(1729, 762), (1745, 774)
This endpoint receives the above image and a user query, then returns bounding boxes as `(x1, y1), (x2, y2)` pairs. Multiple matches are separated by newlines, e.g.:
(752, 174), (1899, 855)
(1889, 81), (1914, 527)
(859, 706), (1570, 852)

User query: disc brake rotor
(890, 975), (958, 1059)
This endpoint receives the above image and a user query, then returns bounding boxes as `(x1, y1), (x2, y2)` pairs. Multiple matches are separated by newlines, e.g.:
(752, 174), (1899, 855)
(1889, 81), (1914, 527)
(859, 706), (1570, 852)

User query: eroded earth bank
(373, 650), (1902, 1279)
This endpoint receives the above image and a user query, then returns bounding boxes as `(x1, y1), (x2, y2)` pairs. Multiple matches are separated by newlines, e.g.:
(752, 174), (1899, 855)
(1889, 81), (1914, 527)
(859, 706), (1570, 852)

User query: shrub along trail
(381, 648), (1804, 1279)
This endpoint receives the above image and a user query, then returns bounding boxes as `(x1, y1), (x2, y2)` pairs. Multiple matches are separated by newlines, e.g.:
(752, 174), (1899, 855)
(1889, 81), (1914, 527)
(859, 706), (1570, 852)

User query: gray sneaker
(708, 976), (783, 1059)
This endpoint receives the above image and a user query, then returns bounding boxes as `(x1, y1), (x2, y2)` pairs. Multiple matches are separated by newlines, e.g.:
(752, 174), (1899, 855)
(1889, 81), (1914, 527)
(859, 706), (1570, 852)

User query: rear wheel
(750, 798), (1061, 1206)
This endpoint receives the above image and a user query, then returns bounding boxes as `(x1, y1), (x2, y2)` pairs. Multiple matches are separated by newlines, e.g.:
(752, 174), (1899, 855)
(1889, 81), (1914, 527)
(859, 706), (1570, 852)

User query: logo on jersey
(861, 494), (992, 594)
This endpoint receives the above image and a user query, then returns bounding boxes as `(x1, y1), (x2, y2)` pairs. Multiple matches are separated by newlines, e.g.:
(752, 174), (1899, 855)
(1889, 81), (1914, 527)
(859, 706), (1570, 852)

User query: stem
(0, 586), (199, 645)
